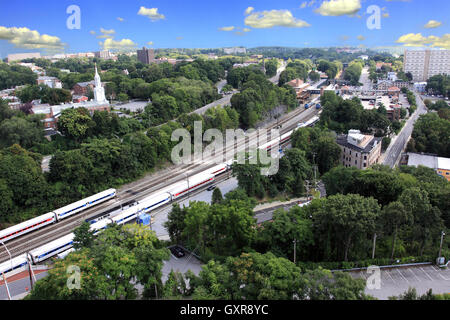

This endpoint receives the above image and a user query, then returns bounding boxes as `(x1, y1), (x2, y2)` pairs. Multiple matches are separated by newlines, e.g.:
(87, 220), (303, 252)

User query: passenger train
(0, 113), (321, 277)
(0, 189), (117, 243)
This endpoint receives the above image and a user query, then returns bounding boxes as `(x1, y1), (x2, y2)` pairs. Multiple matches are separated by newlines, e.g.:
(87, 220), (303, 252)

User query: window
(364, 155), (367, 160)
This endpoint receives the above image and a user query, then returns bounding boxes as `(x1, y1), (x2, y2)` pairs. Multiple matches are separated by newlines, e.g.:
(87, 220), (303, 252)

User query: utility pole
(1, 272), (11, 300)
(1, 241), (13, 300)
(438, 231), (445, 259)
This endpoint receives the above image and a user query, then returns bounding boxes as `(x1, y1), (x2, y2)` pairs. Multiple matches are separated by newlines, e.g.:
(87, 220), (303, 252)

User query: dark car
(207, 185), (216, 192)
(170, 246), (185, 258)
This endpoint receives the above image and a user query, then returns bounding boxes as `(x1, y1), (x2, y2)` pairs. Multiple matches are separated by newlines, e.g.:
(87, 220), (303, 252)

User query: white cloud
(245, 7), (254, 15)
(0, 26), (65, 50)
(138, 7), (165, 21)
(340, 35), (350, 41)
(147, 41), (154, 46)
(245, 9), (310, 28)
(219, 26), (235, 31)
(100, 38), (137, 51)
(90, 30), (96, 35)
(242, 28), (251, 32)
(382, 13), (389, 18)
(424, 20), (442, 29)
(176, 36), (183, 40)
(117, 17), (125, 22)
(395, 33), (450, 49)
(315, 0), (361, 16)
(300, 2), (307, 8)
(96, 28), (116, 39)
(357, 35), (365, 41)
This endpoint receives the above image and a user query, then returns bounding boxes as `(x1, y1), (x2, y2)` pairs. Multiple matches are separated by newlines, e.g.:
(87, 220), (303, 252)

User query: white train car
(138, 192), (172, 214)
(258, 131), (293, 152)
(0, 253), (28, 276)
(53, 189), (117, 221)
(0, 212), (56, 242)
(0, 212), (56, 243)
(169, 173), (215, 200)
(29, 233), (74, 264)
(57, 248), (75, 260)
(207, 163), (228, 177)
(109, 206), (140, 226)
(90, 218), (113, 235)
(304, 116), (320, 127)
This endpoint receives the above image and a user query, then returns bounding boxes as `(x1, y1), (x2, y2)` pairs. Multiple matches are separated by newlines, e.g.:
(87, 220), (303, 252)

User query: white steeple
(93, 63), (107, 103)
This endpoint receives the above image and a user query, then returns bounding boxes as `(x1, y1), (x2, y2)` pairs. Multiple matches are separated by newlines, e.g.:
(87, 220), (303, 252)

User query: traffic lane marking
(420, 267), (434, 281)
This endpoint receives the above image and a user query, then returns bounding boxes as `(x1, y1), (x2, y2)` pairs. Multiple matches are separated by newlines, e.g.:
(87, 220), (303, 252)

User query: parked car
(207, 185), (216, 192)
(170, 246), (185, 258)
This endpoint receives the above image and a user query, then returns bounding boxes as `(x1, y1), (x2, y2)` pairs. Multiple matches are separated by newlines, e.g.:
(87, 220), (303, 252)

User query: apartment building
(137, 47), (155, 65)
(404, 49), (450, 82)
(336, 130), (382, 170)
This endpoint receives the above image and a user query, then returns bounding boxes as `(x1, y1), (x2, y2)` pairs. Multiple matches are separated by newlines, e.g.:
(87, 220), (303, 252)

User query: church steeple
(93, 63), (107, 103)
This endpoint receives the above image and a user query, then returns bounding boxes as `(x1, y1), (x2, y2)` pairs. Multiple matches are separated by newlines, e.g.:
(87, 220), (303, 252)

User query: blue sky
(0, 0), (449, 57)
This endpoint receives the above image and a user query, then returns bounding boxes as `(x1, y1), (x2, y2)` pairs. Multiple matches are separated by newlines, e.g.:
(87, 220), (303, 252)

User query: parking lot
(161, 249), (204, 284)
(350, 264), (450, 299)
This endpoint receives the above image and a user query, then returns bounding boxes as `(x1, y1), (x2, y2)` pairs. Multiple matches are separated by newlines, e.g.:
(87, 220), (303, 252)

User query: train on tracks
(0, 113), (321, 276)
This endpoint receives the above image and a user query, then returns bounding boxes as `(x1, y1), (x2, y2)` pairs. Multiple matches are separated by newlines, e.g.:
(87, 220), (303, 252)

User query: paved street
(350, 265), (450, 300)
(359, 67), (372, 91)
(382, 92), (427, 168)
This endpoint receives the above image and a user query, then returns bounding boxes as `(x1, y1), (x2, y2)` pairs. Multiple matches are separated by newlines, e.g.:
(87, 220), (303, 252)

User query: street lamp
(0, 240), (12, 300)
(438, 231), (446, 260)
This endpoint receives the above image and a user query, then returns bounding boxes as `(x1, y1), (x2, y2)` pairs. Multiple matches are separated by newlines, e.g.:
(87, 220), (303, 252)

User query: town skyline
(0, 0), (449, 58)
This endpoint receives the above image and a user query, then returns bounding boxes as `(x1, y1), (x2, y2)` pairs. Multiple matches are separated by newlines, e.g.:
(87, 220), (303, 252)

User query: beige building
(7, 52), (41, 63)
(404, 49), (450, 82)
(336, 130), (382, 170)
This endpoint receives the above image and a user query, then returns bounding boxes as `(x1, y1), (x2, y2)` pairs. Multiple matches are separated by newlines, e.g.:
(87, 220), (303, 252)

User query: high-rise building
(95, 50), (113, 60)
(137, 47), (155, 64)
(403, 49), (450, 82)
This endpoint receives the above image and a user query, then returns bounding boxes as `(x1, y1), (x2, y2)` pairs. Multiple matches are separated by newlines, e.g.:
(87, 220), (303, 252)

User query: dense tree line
(228, 67), (297, 128)
(16, 84), (72, 105)
(278, 60), (311, 86)
(343, 60), (363, 86)
(0, 62), (37, 90)
(319, 91), (392, 137)
(317, 59), (342, 80)
(426, 74), (450, 98)
(249, 47), (373, 63)
(406, 113), (450, 157)
(27, 224), (170, 300)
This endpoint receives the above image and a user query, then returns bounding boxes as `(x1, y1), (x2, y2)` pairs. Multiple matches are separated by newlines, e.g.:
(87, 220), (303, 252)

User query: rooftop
(337, 131), (381, 153)
(406, 153), (450, 170)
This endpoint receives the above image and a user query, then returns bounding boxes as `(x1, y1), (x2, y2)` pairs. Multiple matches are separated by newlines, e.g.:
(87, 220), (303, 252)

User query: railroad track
(0, 105), (320, 263)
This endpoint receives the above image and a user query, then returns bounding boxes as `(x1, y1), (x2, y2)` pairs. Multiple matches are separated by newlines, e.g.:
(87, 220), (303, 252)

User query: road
(359, 67), (372, 92)
(382, 92), (427, 168)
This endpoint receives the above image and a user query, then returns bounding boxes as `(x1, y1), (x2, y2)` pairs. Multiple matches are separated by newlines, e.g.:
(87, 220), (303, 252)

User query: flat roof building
(404, 49), (450, 82)
(405, 152), (450, 182)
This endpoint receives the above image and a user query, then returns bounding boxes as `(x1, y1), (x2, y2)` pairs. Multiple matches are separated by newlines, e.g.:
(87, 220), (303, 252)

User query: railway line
(0, 102), (321, 264)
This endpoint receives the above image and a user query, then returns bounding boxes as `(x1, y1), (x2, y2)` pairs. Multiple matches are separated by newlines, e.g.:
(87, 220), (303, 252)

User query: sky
(0, 0), (449, 58)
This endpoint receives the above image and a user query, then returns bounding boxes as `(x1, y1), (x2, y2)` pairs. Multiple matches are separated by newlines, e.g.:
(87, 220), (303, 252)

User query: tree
(164, 204), (188, 244)
(26, 250), (110, 300)
(255, 206), (313, 261)
(211, 187), (223, 204)
(381, 201), (412, 259)
(57, 108), (95, 142)
(399, 188), (443, 255)
(0, 116), (45, 149)
(309, 194), (381, 261)
(73, 222), (95, 250)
